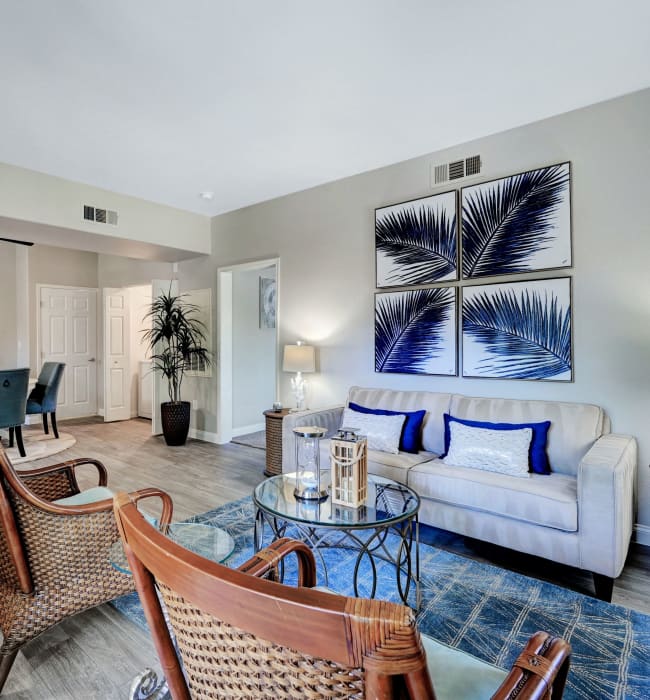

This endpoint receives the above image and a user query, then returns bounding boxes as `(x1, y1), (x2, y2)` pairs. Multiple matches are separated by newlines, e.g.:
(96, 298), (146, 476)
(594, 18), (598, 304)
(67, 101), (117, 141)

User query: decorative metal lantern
(293, 426), (328, 501)
(330, 428), (368, 508)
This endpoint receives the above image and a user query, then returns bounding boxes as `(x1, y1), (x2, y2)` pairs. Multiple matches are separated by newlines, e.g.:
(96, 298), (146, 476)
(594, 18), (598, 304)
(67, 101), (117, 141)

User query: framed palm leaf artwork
(462, 162), (571, 279)
(462, 277), (572, 381)
(375, 287), (457, 376)
(375, 190), (457, 288)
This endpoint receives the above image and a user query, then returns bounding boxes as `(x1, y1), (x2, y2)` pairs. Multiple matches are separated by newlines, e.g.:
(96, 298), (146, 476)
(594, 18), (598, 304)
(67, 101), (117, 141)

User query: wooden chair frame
(0, 446), (173, 693)
(114, 492), (571, 700)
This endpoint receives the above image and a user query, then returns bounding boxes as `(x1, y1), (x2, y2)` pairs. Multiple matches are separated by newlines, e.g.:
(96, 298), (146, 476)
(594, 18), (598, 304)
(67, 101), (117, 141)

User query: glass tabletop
(110, 522), (235, 574)
(253, 472), (420, 528)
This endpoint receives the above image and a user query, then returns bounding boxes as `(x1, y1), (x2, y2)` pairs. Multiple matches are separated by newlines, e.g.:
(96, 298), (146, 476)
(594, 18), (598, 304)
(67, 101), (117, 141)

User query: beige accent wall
(0, 161), (211, 258)
(198, 88), (650, 528)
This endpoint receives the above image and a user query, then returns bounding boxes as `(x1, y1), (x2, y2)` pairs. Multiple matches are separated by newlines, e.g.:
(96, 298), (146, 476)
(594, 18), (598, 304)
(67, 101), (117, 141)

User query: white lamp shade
(283, 344), (315, 373)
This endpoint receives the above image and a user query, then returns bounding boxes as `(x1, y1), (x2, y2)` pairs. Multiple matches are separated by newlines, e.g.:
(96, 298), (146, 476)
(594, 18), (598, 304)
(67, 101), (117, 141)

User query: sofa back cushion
(448, 394), (607, 475)
(347, 386), (452, 455)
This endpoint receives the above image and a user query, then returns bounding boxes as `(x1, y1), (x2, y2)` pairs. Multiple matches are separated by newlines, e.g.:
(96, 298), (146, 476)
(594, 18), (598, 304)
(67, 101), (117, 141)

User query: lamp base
(294, 486), (328, 501)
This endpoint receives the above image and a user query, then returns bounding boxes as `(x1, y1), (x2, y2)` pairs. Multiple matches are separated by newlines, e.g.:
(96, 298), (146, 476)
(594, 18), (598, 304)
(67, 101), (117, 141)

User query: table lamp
(282, 341), (315, 411)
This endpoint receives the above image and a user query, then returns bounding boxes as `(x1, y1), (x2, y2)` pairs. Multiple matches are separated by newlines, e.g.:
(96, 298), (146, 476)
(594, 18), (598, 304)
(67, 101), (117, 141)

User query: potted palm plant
(143, 288), (211, 446)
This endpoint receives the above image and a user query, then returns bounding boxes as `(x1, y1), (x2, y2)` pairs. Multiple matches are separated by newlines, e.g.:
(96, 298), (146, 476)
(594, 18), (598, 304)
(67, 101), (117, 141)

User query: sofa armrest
(578, 433), (637, 578)
(281, 405), (344, 473)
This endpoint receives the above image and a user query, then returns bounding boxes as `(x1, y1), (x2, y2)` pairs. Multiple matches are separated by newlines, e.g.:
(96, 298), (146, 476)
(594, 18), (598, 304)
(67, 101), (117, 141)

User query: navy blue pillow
(348, 402), (426, 454)
(441, 414), (551, 474)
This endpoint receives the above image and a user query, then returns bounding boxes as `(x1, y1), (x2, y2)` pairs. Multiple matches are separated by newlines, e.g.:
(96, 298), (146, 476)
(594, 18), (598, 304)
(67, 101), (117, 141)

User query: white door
(40, 287), (98, 419)
(103, 288), (131, 422)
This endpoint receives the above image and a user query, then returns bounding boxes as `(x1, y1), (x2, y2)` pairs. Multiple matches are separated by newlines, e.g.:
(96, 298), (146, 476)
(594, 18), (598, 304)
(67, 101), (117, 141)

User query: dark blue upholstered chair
(0, 368), (30, 458)
(26, 362), (66, 440)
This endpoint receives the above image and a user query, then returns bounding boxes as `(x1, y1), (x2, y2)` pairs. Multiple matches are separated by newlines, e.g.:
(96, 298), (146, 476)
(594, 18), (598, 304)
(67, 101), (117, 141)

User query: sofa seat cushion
(409, 460), (577, 531)
(319, 439), (436, 484)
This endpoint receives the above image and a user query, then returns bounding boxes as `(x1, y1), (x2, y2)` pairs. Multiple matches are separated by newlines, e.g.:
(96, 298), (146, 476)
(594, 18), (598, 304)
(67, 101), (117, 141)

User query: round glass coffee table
(253, 472), (420, 607)
(110, 522), (235, 574)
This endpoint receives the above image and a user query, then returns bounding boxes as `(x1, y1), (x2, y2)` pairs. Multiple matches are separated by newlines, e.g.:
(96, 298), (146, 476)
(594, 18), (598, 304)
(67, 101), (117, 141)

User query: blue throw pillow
(441, 413), (551, 474)
(348, 401), (426, 453)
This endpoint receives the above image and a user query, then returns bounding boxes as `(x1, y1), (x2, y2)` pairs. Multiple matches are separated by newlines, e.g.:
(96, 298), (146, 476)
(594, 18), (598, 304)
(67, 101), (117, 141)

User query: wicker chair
(0, 446), (173, 693)
(114, 492), (572, 700)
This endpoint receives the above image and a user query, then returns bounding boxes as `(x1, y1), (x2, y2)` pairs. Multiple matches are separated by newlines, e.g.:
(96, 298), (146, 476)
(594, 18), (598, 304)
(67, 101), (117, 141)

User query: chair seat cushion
(421, 633), (507, 699)
(53, 486), (114, 505)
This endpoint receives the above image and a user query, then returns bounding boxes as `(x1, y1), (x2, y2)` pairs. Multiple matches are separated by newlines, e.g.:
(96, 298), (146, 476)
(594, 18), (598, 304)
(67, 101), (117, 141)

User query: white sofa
(282, 386), (637, 601)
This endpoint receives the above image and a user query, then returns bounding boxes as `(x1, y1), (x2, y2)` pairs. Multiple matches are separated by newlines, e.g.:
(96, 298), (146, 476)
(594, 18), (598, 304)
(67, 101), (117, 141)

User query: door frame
(36, 283), (100, 418)
(216, 257), (280, 444)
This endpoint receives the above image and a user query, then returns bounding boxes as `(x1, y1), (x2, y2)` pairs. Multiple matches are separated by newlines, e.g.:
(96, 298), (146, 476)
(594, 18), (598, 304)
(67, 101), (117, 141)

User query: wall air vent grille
(465, 155), (481, 176)
(434, 164), (448, 184)
(448, 159), (465, 180)
(431, 154), (482, 187)
(83, 205), (118, 226)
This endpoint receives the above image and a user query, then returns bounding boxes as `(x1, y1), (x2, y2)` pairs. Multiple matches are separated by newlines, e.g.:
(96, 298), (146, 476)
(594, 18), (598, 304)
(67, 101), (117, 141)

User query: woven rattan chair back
(0, 447), (172, 693)
(114, 492), (434, 700)
(113, 494), (571, 700)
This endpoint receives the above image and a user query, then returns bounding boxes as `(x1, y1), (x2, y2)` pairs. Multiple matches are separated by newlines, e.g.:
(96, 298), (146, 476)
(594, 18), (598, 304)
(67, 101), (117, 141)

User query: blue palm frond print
(376, 204), (457, 284)
(463, 287), (571, 379)
(376, 288), (454, 374)
(462, 164), (570, 278)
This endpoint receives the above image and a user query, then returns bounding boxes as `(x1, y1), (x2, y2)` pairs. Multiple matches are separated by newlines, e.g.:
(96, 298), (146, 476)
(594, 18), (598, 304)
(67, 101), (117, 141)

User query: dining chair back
(26, 362), (65, 439)
(0, 368), (29, 457)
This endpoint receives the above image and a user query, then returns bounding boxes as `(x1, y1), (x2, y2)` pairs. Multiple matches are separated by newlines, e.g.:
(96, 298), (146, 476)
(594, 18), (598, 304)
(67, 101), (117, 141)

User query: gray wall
(0, 242), (17, 367)
(201, 88), (650, 529)
(232, 265), (276, 429)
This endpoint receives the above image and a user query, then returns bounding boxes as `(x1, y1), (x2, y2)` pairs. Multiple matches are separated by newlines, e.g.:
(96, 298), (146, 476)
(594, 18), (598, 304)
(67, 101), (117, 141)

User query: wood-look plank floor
(4, 417), (649, 699)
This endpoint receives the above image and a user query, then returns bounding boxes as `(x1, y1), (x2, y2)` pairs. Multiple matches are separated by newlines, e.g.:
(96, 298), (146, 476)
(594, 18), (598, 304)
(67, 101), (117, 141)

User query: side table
(263, 408), (290, 476)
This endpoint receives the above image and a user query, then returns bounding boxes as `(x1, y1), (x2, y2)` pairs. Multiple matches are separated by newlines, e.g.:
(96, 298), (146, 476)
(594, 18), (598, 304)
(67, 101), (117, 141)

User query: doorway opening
(217, 258), (279, 444)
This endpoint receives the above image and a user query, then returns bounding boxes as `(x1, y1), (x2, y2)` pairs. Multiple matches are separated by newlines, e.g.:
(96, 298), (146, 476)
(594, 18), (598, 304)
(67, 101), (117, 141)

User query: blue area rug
(111, 497), (650, 700)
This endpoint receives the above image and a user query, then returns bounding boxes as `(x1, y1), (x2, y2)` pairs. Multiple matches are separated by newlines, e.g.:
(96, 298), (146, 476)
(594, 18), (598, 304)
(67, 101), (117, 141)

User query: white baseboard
(231, 422), (265, 438)
(188, 427), (224, 444)
(634, 523), (650, 547)
(98, 407), (105, 417)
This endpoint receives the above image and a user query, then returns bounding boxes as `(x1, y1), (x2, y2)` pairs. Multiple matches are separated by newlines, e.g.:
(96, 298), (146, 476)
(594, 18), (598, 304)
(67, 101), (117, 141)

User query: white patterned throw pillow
(442, 421), (532, 477)
(341, 408), (405, 454)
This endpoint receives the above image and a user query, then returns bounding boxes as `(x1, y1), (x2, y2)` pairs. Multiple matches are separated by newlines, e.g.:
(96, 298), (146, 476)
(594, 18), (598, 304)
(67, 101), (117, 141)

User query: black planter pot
(161, 401), (191, 446)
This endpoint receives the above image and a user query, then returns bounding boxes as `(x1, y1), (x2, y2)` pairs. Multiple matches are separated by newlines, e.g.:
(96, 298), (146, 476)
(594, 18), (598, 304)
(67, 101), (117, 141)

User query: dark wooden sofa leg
(42, 413), (49, 435)
(8, 427), (14, 448)
(14, 426), (26, 458)
(0, 649), (19, 693)
(593, 573), (614, 602)
(51, 412), (59, 439)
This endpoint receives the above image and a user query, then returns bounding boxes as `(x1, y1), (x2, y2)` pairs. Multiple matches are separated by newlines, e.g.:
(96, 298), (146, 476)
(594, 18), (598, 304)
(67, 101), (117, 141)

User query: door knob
(89, 358), (96, 362)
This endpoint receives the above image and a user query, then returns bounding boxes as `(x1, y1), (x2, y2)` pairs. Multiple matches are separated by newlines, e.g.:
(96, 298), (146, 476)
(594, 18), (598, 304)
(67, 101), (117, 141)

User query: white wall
(200, 88), (650, 529)
(232, 265), (276, 430)
(0, 242), (17, 367)
(129, 285), (151, 416)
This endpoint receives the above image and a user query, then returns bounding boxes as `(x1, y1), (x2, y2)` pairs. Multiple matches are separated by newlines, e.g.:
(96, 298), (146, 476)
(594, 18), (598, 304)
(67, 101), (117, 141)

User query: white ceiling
(1, 1), (649, 217)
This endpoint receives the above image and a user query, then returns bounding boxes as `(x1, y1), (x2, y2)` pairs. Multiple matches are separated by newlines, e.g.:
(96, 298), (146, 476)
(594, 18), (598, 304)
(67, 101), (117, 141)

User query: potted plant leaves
(142, 288), (211, 446)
